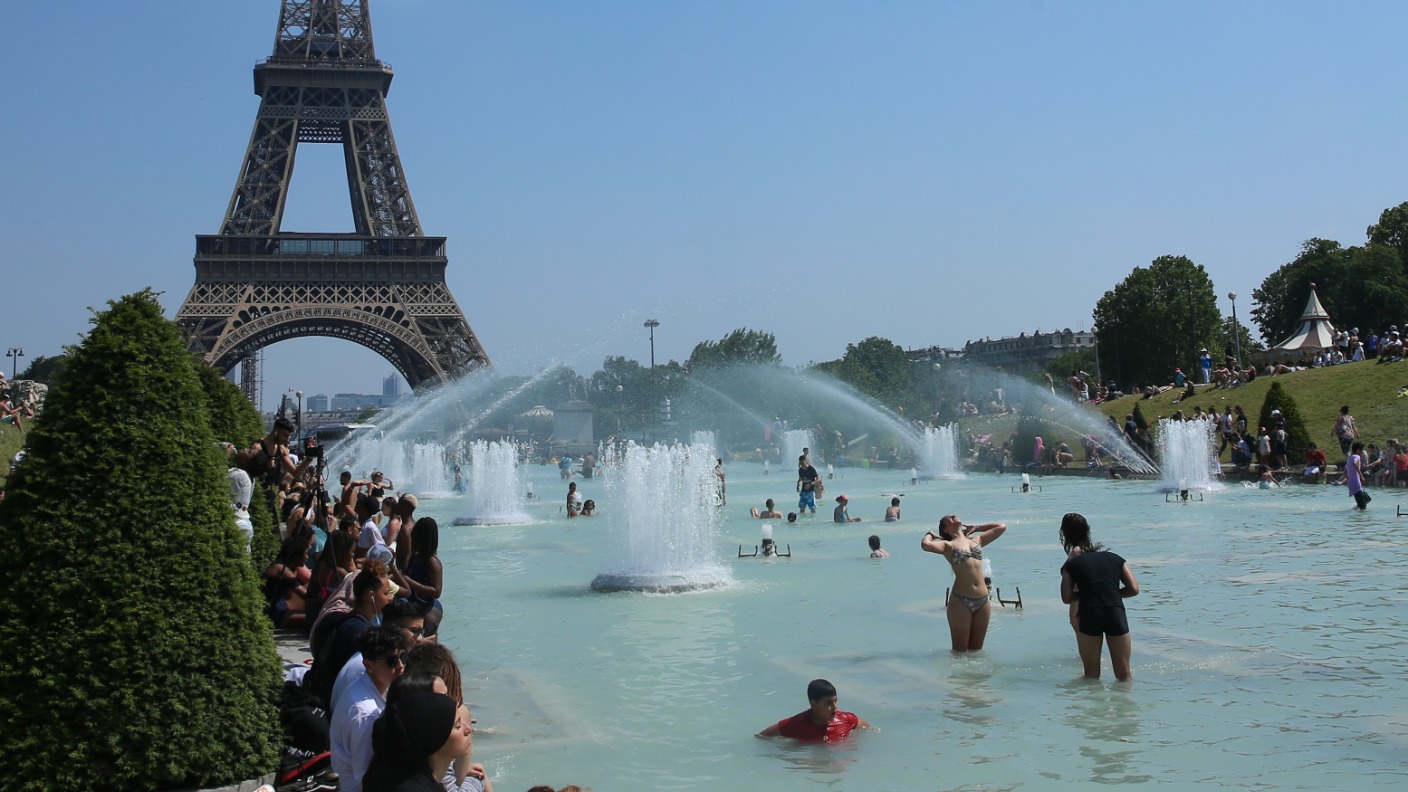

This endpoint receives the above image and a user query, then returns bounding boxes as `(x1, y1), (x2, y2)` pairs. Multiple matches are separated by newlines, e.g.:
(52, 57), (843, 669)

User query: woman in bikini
(921, 514), (1007, 652)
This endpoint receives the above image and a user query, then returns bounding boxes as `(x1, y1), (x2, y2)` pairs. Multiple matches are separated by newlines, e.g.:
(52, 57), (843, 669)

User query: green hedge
(1258, 381), (1314, 464)
(0, 291), (282, 790)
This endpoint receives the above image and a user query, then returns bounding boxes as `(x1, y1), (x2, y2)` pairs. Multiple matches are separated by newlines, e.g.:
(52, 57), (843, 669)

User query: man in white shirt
(329, 625), (411, 792)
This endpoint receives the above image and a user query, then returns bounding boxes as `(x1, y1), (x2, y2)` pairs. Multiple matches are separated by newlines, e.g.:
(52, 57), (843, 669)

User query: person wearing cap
(833, 495), (861, 523)
(1199, 348), (1213, 384)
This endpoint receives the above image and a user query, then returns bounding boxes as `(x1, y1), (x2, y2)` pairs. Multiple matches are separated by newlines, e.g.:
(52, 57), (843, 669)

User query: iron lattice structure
(176, 0), (489, 392)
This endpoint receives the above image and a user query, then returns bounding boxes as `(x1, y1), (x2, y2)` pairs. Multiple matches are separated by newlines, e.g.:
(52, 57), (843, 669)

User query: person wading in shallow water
(921, 514), (1007, 652)
(1059, 512), (1140, 681)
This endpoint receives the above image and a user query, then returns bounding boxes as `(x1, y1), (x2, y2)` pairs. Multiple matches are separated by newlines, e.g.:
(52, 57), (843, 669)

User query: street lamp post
(296, 390), (304, 437)
(6, 347), (24, 380)
(1228, 292), (1242, 370)
(644, 319), (659, 433)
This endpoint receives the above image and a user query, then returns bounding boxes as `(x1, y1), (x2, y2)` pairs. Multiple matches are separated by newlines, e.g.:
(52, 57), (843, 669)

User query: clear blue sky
(6, 1), (1407, 408)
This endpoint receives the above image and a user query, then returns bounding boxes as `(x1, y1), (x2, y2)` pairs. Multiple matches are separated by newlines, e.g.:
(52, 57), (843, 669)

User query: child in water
(868, 535), (889, 558)
(1257, 465), (1275, 489)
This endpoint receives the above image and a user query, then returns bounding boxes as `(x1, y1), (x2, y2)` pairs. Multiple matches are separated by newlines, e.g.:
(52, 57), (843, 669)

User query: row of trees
(1095, 200), (1408, 389)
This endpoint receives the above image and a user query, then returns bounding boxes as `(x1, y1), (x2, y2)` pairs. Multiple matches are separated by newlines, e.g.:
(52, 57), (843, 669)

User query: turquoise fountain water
(417, 463), (1406, 791)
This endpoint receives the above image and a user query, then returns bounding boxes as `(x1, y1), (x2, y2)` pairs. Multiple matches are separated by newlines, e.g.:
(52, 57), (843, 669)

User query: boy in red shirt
(758, 679), (872, 742)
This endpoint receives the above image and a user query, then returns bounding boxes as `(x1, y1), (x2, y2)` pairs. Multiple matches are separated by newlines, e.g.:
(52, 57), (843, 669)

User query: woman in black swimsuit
(1059, 513), (1140, 680)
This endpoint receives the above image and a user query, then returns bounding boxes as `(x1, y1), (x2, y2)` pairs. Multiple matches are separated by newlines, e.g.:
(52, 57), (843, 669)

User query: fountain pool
(416, 464), (1405, 790)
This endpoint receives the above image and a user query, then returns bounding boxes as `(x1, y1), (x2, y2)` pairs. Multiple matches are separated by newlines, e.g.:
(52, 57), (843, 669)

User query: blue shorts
(798, 490), (816, 510)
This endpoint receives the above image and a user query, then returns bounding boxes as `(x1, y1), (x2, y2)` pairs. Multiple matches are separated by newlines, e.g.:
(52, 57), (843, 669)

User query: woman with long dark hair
(1059, 513), (1140, 680)
(306, 525), (356, 623)
(394, 517), (444, 636)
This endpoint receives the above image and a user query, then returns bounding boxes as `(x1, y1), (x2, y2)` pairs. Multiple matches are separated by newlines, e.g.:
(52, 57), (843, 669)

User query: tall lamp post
(296, 390), (304, 437)
(6, 347), (24, 380)
(644, 319), (659, 435)
(1228, 292), (1242, 370)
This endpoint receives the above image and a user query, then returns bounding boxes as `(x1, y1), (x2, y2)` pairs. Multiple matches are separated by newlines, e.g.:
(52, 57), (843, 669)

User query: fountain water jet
(590, 440), (731, 593)
(454, 440), (531, 525)
(1156, 419), (1224, 492)
(918, 424), (964, 480)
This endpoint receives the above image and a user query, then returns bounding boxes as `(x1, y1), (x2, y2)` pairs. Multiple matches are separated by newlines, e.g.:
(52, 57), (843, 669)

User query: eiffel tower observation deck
(176, 0), (489, 396)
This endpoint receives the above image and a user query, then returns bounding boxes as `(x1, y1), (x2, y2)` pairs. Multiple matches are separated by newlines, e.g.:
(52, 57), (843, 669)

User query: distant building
(383, 375), (401, 398)
(905, 345), (964, 363)
(961, 328), (1094, 374)
(306, 393), (330, 412)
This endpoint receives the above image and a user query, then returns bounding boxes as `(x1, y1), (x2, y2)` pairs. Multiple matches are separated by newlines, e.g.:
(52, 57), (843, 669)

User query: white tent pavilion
(1260, 283), (1337, 361)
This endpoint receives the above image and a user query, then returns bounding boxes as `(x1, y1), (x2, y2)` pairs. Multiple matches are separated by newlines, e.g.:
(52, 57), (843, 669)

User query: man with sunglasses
(329, 599), (429, 714)
(330, 624), (413, 792)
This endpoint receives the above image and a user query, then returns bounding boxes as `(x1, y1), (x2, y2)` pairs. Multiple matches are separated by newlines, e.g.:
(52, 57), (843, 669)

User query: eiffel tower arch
(176, 0), (489, 394)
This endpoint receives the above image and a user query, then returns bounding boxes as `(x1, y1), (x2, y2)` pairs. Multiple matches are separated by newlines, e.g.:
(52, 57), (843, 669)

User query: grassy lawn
(958, 360), (1408, 462)
(0, 423), (26, 489)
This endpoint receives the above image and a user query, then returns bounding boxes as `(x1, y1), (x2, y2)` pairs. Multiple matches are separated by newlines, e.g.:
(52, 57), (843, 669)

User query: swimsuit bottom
(1078, 605), (1129, 637)
(951, 591), (989, 614)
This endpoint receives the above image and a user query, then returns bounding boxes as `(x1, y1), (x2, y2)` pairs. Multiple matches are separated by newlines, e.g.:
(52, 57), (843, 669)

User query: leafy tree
(1043, 349), (1098, 385)
(1257, 381), (1313, 465)
(686, 328), (781, 371)
(1250, 238), (1346, 344)
(1219, 316), (1262, 368)
(0, 290), (282, 789)
(1339, 243), (1408, 335)
(813, 337), (918, 413)
(195, 359), (279, 571)
(17, 353), (68, 385)
(1366, 200), (1408, 266)
(1093, 255), (1220, 388)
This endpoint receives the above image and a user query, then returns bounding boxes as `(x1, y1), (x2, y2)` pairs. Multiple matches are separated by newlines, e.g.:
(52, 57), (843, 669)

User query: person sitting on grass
(757, 678), (873, 742)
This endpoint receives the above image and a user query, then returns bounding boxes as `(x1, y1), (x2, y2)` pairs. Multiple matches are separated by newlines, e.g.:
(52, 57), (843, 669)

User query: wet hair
(786, 512), (797, 523)
(273, 417), (295, 434)
(937, 515), (960, 540)
(407, 642), (464, 705)
(868, 535), (881, 551)
(356, 623), (411, 662)
(411, 517), (439, 556)
(891, 497), (901, 506)
(340, 471), (352, 483)
(1059, 512), (1104, 554)
(807, 678), (837, 702)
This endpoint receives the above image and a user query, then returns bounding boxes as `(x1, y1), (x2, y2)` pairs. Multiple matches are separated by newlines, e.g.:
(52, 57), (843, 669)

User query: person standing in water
(1059, 513), (1140, 680)
(921, 515), (1007, 652)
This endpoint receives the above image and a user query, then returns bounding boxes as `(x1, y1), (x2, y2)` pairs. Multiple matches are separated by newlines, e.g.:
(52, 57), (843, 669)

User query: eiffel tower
(176, 0), (489, 398)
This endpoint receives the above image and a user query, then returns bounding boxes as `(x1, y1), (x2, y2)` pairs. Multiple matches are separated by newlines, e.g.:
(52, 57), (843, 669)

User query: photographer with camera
(235, 417), (312, 489)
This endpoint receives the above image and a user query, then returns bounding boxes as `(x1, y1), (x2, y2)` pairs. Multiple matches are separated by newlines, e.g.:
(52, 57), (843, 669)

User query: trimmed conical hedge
(1258, 381), (1314, 464)
(195, 359), (280, 571)
(0, 291), (282, 790)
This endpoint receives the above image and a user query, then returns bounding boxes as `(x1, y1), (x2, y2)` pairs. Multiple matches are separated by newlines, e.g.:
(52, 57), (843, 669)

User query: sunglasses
(383, 654), (405, 669)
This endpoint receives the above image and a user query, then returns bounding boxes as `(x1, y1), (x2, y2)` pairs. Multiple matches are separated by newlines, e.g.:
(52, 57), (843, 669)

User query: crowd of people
(231, 418), (593, 792)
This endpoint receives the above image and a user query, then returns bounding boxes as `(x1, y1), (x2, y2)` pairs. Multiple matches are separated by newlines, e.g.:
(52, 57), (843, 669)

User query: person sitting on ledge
(757, 678), (872, 742)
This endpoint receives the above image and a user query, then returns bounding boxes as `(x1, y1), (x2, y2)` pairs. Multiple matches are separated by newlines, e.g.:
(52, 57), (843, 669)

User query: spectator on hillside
(1199, 349), (1213, 384)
